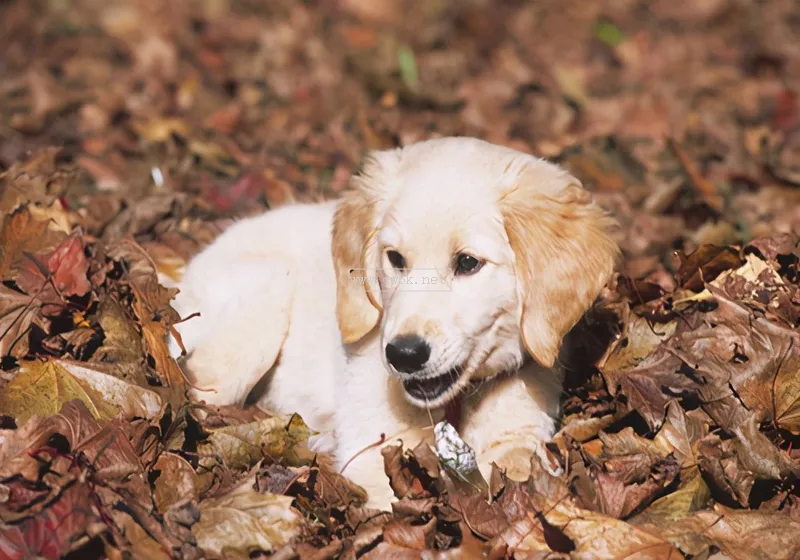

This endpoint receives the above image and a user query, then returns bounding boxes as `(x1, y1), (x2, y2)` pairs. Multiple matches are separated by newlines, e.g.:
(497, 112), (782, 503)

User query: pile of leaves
(1, 0), (800, 557)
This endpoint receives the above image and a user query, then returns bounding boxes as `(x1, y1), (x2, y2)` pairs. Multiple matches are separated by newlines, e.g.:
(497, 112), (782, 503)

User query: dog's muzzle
(401, 366), (464, 402)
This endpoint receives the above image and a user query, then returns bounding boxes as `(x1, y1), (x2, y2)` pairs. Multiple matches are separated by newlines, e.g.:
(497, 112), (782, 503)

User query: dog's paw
(492, 446), (534, 481)
(479, 441), (563, 482)
(184, 345), (249, 406)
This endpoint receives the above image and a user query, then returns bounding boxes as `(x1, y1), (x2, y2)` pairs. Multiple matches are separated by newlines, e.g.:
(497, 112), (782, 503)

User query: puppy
(169, 137), (619, 509)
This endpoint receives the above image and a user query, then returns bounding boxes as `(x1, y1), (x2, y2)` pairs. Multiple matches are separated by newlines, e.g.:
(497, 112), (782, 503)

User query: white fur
(168, 137), (618, 509)
(168, 202), (342, 448)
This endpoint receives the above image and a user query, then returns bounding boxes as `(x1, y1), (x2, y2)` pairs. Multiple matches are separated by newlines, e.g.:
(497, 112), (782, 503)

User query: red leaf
(17, 233), (91, 300)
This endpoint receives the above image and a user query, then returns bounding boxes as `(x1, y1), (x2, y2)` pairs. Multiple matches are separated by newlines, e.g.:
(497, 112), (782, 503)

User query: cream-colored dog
(168, 137), (619, 509)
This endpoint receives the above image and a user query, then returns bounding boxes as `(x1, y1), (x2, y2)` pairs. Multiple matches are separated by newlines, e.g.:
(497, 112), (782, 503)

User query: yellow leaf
(0, 361), (119, 424)
(199, 414), (314, 470)
(630, 468), (711, 527)
(28, 199), (72, 235)
(135, 117), (189, 143)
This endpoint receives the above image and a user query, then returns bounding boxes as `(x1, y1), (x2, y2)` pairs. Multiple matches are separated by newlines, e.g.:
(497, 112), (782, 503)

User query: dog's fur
(169, 137), (619, 509)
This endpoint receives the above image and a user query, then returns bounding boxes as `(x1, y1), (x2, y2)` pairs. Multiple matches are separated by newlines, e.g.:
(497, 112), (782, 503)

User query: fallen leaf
(662, 504), (800, 559)
(0, 284), (41, 358)
(152, 452), (206, 513)
(58, 359), (163, 419)
(382, 517), (436, 550)
(653, 402), (708, 468)
(570, 427), (680, 518)
(0, 360), (120, 424)
(16, 232), (92, 301)
(630, 467), (711, 527)
(198, 414), (314, 470)
(676, 244), (743, 292)
(193, 483), (304, 559)
(0, 206), (63, 281)
(668, 137), (725, 213)
(0, 476), (97, 559)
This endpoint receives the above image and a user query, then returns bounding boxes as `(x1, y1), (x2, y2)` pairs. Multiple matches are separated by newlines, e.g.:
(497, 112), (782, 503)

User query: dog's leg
(334, 337), (435, 510)
(462, 365), (564, 482)
(171, 255), (297, 406)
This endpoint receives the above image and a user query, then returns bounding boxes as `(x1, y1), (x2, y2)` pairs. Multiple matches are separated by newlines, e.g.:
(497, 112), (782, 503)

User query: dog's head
(332, 137), (619, 409)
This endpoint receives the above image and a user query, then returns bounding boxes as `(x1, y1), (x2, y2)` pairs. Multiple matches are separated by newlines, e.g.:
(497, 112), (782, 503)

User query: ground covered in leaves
(1, 0), (800, 558)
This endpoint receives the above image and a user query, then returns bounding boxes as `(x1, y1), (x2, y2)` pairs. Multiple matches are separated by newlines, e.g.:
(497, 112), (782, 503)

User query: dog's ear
(500, 166), (619, 368)
(332, 150), (399, 344)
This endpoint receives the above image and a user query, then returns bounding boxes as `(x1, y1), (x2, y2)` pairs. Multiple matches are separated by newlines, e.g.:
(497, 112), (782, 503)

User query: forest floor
(1, 0), (800, 558)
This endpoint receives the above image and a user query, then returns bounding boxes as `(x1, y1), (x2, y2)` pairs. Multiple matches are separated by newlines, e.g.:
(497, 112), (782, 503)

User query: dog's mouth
(402, 367), (463, 402)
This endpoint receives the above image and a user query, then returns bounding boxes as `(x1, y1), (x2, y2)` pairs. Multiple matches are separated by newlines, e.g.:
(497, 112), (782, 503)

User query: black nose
(385, 335), (431, 373)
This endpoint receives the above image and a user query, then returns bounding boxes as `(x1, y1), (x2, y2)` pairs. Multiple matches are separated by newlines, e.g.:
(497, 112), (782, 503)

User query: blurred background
(1, 0), (799, 289)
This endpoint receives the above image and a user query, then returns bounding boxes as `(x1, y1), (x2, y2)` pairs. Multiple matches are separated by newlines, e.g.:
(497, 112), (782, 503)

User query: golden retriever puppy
(169, 137), (619, 509)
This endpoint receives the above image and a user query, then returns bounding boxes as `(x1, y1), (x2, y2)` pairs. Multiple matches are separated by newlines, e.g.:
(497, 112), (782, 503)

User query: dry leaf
(199, 414), (314, 470)
(0, 206), (63, 280)
(0, 360), (120, 424)
(193, 485), (304, 558)
(153, 452), (206, 513)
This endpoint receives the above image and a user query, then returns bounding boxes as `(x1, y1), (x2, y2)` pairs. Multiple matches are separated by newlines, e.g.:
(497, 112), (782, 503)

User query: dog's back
(170, 201), (342, 442)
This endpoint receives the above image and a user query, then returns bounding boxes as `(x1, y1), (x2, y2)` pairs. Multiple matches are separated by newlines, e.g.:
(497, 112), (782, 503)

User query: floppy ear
(500, 169), (619, 368)
(331, 150), (399, 344)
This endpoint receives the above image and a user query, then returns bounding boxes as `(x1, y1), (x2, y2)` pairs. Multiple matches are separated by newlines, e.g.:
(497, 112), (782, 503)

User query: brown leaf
(106, 238), (185, 391)
(0, 206), (63, 281)
(668, 137), (725, 213)
(311, 463), (369, 508)
(360, 542), (424, 559)
(570, 428), (681, 518)
(0, 284), (40, 358)
(671, 293), (800, 433)
(653, 402), (709, 468)
(382, 441), (440, 502)
(153, 452), (205, 513)
(550, 501), (683, 559)
(16, 232), (91, 300)
(0, 476), (97, 559)
(382, 517), (436, 550)
(662, 504), (800, 559)
(676, 244), (743, 292)
(382, 444), (418, 501)
(193, 481), (304, 559)
(0, 400), (150, 506)
(745, 233), (798, 262)
(0, 148), (62, 214)
(630, 467), (711, 527)
(602, 345), (688, 429)
(93, 297), (145, 364)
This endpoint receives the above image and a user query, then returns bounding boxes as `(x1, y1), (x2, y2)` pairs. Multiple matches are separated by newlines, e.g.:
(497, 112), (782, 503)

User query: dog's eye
(454, 253), (483, 276)
(386, 250), (407, 270)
